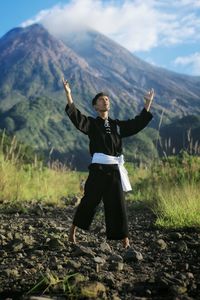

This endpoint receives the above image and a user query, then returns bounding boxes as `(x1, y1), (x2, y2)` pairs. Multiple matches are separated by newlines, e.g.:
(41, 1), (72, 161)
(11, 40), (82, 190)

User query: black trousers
(72, 163), (129, 240)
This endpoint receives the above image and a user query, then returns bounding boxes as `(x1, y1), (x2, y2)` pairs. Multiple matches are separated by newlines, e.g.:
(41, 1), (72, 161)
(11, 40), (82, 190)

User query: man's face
(94, 95), (110, 112)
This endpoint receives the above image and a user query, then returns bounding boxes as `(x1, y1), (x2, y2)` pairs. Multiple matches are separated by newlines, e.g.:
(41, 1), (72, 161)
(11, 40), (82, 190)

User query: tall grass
(128, 150), (200, 228)
(0, 129), (85, 207)
(154, 183), (200, 228)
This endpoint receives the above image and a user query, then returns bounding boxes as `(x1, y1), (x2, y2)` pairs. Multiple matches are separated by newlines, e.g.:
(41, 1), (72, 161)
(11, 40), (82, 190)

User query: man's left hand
(144, 88), (155, 111)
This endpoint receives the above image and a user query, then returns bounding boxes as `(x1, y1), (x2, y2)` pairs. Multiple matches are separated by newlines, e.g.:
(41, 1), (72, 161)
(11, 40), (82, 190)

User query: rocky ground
(0, 196), (199, 300)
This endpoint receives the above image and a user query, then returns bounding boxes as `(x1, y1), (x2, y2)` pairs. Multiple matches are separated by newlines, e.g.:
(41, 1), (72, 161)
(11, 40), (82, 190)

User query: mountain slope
(0, 24), (99, 111)
(0, 24), (199, 169)
(61, 29), (200, 116)
(1, 24), (200, 120)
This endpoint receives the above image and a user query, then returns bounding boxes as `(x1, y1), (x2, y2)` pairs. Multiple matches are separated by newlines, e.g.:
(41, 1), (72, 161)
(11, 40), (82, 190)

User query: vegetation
(25, 271), (81, 298)
(0, 129), (85, 209)
(0, 128), (199, 229)
(127, 150), (200, 228)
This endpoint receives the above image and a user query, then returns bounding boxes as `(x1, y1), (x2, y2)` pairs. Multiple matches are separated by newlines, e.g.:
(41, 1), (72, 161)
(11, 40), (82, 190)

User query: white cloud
(174, 0), (200, 7)
(21, 0), (200, 52)
(174, 52), (200, 75)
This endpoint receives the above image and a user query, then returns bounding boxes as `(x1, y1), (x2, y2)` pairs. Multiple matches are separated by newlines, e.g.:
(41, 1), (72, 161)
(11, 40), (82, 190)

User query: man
(63, 78), (154, 248)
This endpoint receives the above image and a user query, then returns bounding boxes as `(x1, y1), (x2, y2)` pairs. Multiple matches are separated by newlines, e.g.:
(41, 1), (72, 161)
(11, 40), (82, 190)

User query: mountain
(61, 29), (200, 117)
(0, 24), (99, 112)
(0, 24), (199, 169)
(1, 24), (200, 119)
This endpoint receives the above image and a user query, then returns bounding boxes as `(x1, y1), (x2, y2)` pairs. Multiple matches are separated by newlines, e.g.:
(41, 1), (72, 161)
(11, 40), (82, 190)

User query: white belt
(91, 152), (132, 192)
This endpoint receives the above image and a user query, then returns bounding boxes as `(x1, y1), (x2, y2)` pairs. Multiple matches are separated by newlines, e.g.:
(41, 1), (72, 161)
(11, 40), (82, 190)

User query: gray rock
(14, 232), (21, 239)
(7, 231), (13, 239)
(80, 281), (107, 299)
(176, 240), (188, 252)
(72, 245), (96, 258)
(46, 237), (65, 249)
(169, 232), (182, 240)
(3, 268), (19, 277)
(108, 254), (123, 262)
(186, 272), (194, 279)
(12, 240), (24, 252)
(94, 256), (106, 264)
(100, 242), (112, 253)
(170, 284), (187, 295)
(0, 234), (7, 240)
(23, 234), (36, 246)
(64, 260), (81, 269)
(109, 261), (124, 271)
(123, 247), (143, 262)
(156, 238), (167, 250)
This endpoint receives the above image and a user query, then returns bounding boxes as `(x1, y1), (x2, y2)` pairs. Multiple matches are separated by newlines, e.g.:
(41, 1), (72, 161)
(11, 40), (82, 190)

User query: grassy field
(0, 129), (200, 228)
(0, 130), (86, 209)
(126, 151), (200, 228)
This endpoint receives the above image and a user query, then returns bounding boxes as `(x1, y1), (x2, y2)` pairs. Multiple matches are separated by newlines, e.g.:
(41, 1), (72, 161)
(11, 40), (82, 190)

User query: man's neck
(98, 111), (108, 120)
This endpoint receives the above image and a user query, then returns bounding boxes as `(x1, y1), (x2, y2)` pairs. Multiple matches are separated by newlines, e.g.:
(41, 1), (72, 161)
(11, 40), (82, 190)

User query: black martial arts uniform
(65, 102), (153, 240)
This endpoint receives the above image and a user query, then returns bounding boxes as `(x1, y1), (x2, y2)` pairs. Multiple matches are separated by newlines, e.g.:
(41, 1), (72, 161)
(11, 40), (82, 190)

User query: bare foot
(69, 224), (77, 244)
(122, 237), (130, 249)
(69, 234), (76, 243)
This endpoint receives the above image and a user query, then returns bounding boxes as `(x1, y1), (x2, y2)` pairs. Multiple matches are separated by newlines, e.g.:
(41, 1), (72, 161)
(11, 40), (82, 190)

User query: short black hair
(92, 92), (109, 106)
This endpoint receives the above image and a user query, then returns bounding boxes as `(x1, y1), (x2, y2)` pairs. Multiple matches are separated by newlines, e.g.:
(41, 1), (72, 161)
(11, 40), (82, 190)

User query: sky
(1, 0), (200, 76)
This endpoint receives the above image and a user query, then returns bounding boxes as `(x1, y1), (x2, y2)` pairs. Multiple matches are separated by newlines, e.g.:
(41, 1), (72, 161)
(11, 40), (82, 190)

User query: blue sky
(1, 0), (200, 76)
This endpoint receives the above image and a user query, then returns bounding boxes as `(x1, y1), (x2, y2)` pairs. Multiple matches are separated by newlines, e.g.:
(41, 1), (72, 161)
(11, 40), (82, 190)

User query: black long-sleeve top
(65, 103), (153, 157)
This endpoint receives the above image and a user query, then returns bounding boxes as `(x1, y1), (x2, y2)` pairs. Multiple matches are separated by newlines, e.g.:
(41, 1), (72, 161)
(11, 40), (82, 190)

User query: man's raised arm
(116, 88), (155, 138)
(62, 77), (73, 106)
(62, 78), (90, 135)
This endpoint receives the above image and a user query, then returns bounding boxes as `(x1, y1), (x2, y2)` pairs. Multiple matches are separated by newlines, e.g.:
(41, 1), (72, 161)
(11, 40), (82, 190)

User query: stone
(23, 234), (35, 246)
(80, 281), (107, 299)
(176, 241), (188, 252)
(123, 247), (143, 262)
(46, 237), (65, 249)
(14, 232), (21, 239)
(72, 245), (95, 258)
(0, 234), (7, 240)
(100, 242), (112, 253)
(12, 241), (24, 252)
(108, 254), (123, 262)
(64, 260), (81, 269)
(187, 272), (194, 279)
(93, 256), (106, 264)
(109, 261), (124, 271)
(3, 268), (19, 277)
(169, 232), (182, 240)
(156, 239), (167, 250)
(170, 284), (187, 295)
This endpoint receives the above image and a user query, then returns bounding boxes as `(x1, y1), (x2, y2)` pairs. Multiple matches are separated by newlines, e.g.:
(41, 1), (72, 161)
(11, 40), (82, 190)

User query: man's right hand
(62, 77), (71, 95)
